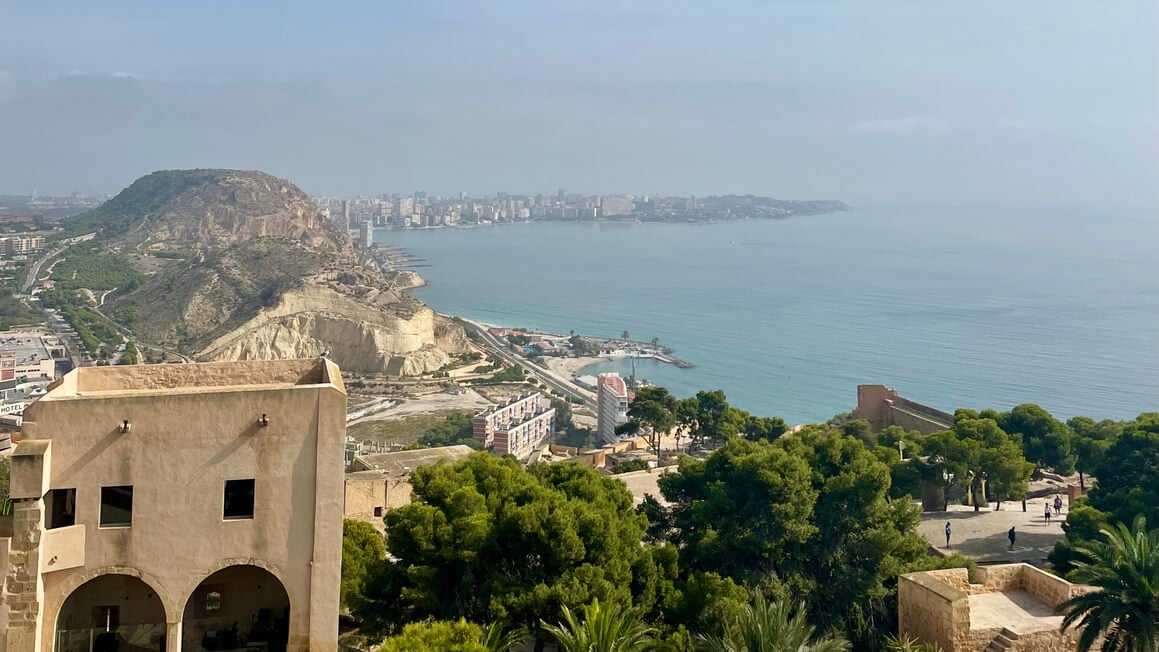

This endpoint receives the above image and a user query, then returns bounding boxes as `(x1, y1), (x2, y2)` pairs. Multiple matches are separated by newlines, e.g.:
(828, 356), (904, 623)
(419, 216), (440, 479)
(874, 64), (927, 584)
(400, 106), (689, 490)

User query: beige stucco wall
(4, 360), (346, 652)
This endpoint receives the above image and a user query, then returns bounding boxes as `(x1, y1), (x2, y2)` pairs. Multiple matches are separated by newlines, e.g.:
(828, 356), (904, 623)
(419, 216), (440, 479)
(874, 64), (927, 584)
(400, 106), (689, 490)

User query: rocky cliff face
(199, 283), (469, 375)
(71, 169), (467, 375)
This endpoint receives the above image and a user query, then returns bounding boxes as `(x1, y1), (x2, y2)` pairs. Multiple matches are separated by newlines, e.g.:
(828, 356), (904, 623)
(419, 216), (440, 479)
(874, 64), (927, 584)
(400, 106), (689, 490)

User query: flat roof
(354, 444), (474, 476)
(969, 590), (1063, 632)
(0, 330), (53, 367)
(37, 358), (344, 400)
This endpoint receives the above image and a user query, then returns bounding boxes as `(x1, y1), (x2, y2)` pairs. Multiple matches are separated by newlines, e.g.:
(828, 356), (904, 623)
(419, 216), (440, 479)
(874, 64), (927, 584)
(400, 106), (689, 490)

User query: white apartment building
(597, 373), (629, 444)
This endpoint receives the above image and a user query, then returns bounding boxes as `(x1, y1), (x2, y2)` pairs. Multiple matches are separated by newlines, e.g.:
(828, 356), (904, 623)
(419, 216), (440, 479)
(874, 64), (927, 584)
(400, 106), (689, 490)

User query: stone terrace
(899, 563), (1097, 651)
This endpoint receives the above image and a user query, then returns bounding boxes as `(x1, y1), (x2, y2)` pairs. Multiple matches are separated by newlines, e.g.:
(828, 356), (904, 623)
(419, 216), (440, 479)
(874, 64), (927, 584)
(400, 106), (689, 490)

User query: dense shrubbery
(51, 243), (144, 293)
(0, 289), (44, 330)
(417, 412), (480, 449)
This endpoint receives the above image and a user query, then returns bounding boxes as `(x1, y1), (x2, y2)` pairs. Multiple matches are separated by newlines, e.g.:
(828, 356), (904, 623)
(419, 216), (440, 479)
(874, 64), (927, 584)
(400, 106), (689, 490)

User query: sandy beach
(544, 355), (602, 378)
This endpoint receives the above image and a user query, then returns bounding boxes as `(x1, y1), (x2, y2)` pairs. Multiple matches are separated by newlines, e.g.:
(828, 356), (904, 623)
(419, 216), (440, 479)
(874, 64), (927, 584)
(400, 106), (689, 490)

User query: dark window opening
(46, 488), (77, 529)
(99, 486), (133, 527)
(373, 506), (383, 517)
(224, 479), (255, 520)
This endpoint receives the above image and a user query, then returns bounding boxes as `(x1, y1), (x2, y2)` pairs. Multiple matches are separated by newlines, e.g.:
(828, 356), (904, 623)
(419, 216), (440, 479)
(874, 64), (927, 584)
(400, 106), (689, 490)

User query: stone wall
(4, 499), (45, 652)
(898, 571), (969, 652)
(852, 384), (952, 435)
(900, 564), (1101, 651)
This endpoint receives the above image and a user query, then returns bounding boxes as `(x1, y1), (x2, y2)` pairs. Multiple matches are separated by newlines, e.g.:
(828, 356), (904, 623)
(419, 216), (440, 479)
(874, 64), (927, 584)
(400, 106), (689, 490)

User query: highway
(461, 319), (597, 412)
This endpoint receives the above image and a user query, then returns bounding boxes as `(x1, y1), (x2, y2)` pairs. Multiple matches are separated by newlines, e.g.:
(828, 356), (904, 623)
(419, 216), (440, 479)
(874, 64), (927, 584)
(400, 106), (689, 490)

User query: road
(22, 233), (94, 293)
(461, 319), (597, 412)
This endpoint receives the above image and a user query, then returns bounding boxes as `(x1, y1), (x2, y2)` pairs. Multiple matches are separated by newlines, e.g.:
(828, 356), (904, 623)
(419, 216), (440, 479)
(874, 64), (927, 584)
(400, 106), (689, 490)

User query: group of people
(942, 494), (1066, 552)
(1043, 493), (1064, 523)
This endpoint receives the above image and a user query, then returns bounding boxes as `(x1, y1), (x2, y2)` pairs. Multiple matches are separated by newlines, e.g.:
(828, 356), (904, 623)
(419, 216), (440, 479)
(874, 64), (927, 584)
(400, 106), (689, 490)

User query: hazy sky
(1, 1), (1156, 205)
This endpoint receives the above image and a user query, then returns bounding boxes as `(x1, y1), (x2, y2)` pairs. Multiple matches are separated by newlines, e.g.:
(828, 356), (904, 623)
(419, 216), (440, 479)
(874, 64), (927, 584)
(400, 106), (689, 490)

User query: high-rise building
(359, 220), (373, 248)
(342, 199), (351, 228)
(1, 359), (346, 652)
(597, 373), (629, 444)
(557, 188), (565, 203)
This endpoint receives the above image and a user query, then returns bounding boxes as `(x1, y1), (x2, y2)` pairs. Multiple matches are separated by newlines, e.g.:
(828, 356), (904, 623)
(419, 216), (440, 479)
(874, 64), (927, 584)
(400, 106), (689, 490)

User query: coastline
(447, 315), (690, 379)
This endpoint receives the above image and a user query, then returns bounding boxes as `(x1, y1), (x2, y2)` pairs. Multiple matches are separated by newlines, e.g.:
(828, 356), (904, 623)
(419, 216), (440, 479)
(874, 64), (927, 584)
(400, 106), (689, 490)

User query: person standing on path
(945, 521), (952, 548)
(1008, 526), (1016, 550)
(1054, 494), (1063, 516)
(1044, 503), (1052, 524)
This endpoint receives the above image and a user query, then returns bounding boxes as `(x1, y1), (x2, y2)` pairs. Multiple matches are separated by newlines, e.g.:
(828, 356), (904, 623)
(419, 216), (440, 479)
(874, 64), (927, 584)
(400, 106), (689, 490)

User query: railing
(54, 624), (165, 652)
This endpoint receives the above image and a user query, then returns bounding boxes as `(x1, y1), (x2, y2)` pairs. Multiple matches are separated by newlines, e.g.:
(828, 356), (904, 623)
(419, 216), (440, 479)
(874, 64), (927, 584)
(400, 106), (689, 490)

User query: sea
(374, 204), (1159, 425)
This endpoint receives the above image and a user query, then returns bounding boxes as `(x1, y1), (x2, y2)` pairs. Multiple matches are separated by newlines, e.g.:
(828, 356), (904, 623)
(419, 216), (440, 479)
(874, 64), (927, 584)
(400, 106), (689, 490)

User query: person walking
(1044, 502), (1052, 524)
(1008, 526), (1016, 550)
(1054, 494), (1063, 516)
(945, 521), (952, 548)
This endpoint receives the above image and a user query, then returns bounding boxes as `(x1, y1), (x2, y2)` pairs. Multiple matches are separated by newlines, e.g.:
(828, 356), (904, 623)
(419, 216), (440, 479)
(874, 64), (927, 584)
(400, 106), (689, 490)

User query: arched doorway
(55, 574), (167, 652)
(181, 566), (289, 652)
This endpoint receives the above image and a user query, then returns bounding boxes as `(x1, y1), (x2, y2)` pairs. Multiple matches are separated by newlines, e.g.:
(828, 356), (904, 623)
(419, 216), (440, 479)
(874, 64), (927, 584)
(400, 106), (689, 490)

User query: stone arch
(180, 559), (291, 652)
(47, 565), (180, 630)
(53, 570), (170, 652)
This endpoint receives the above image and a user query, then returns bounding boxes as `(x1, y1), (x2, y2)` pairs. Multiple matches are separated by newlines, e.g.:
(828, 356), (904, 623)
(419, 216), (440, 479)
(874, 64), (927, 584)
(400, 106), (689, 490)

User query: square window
(373, 506), (383, 517)
(99, 486), (133, 528)
(223, 479), (255, 520)
(46, 488), (77, 529)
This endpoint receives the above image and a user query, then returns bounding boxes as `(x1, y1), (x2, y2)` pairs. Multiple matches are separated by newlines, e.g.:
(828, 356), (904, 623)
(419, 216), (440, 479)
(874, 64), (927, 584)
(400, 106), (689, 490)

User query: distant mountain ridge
(64, 169), (468, 374)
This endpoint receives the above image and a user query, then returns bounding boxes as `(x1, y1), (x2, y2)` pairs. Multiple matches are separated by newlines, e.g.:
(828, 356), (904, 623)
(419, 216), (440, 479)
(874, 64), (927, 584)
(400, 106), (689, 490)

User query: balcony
(41, 524), (85, 573)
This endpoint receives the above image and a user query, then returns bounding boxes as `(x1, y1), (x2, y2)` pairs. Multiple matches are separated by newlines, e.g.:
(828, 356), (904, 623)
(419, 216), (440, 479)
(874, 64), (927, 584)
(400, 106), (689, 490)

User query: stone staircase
(985, 628), (1020, 651)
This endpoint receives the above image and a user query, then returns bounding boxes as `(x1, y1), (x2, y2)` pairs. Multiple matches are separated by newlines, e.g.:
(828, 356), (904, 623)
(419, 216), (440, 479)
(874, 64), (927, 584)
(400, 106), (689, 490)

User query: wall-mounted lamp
(258, 413), (270, 427)
(120, 420), (131, 434)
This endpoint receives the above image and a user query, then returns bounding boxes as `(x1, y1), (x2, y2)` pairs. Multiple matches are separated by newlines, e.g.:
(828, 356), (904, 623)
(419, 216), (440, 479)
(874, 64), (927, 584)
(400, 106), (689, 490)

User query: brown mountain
(70, 169), (468, 374)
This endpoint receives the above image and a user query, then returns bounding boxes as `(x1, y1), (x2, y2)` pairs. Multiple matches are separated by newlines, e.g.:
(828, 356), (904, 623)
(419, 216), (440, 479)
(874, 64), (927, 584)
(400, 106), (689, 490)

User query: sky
(1, 1), (1156, 206)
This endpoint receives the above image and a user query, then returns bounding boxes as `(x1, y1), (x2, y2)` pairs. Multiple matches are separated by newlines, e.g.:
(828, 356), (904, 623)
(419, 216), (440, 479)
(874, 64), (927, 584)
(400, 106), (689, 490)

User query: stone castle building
(852, 384), (953, 435)
(0, 359), (347, 652)
(899, 563), (1096, 651)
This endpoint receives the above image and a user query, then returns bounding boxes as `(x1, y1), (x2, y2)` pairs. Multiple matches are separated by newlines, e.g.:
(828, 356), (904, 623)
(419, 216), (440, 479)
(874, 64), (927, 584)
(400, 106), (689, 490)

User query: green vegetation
(467, 364), (525, 385)
(118, 342), (139, 365)
(417, 412), (479, 449)
(696, 594), (849, 652)
(541, 599), (663, 651)
(347, 411), (471, 448)
(50, 243), (144, 292)
(337, 384), (1153, 650)
(1050, 413), (1159, 575)
(1058, 516), (1159, 652)
(0, 455), (10, 514)
(341, 519), (385, 611)
(354, 454), (670, 647)
(0, 288), (45, 330)
(612, 459), (651, 474)
(378, 620), (521, 652)
(64, 169), (231, 238)
(150, 249), (195, 259)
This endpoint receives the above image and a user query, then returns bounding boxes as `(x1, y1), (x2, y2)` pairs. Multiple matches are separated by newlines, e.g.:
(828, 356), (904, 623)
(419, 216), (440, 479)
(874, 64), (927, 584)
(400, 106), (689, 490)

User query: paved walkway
(919, 497), (1067, 565)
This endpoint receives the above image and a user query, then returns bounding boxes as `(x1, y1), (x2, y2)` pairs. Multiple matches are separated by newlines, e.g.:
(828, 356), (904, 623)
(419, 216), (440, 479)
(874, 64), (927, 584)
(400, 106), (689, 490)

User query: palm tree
(1058, 515), (1159, 652)
(481, 622), (526, 651)
(884, 634), (942, 652)
(695, 593), (849, 652)
(540, 598), (666, 651)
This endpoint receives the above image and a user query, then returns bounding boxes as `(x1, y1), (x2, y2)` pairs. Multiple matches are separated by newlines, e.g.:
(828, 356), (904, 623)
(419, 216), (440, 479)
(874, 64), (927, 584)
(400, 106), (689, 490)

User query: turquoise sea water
(376, 205), (1159, 424)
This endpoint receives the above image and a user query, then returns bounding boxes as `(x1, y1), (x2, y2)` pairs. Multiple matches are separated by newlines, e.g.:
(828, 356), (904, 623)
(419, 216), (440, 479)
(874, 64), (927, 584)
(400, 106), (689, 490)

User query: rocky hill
(67, 169), (468, 374)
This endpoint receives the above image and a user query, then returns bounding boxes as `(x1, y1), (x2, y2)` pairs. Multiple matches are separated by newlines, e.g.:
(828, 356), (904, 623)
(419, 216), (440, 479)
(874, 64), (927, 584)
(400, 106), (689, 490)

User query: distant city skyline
(1, 2), (1156, 207)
